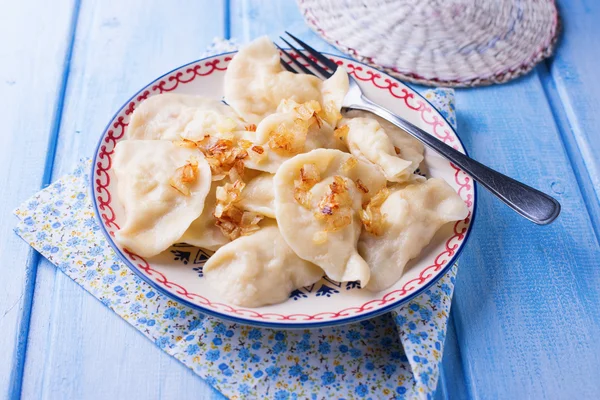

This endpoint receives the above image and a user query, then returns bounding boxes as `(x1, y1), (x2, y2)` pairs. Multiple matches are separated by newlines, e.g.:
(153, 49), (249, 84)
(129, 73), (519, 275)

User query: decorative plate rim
(90, 50), (477, 329)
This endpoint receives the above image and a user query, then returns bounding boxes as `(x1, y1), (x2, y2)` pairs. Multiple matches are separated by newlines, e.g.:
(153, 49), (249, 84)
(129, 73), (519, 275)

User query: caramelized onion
(294, 163), (321, 208)
(315, 175), (353, 232)
(359, 188), (389, 236)
(169, 159), (200, 196)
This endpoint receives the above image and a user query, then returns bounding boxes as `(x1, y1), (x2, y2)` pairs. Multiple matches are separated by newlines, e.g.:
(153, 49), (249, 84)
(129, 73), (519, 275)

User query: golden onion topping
(359, 187), (389, 236)
(267, 119), (309, 155)
(341, 156), (357, 173)
(200, 138), (248, 181)
(267, 100), (327, 156)
(213, 180), (264, 240)
(251, 145), (264, 154)
(295, 100), (322, 121)
(169, 158), (200, 196)
(315, 175), (353, 232)
(293, 163), (321, 208)
(355, 179), (369, 194)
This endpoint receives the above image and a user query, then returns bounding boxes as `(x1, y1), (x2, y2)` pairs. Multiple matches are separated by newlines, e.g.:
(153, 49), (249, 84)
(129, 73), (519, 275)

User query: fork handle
(349, 97), (561, 225)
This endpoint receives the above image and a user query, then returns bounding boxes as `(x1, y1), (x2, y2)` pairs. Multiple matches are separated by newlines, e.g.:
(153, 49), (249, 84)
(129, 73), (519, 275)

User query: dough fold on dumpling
(340, 117), (414, 182)
(359, 178), (469, 291)
(224, 36), (349, 125)
(127, 93), (244, 141)
(238, 172), (276, 218)
(344, 110), (424, 171)
(203, 222), (323, 307)
(274, 149), (386, 286)
(178, 183), (230, 251)
(113, 140), (212, 257)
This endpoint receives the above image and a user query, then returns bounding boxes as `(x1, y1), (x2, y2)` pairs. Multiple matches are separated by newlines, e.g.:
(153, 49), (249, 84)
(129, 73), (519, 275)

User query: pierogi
(274, 149), (386, 286)
(113, 140), (212, 257)
(359, 178), (469, 291)
(127, 93), (244, 141)
(203, 222), (324, 307)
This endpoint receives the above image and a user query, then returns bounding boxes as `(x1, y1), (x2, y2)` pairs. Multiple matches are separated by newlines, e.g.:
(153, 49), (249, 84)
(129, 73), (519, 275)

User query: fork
(278, 32), (561, 225)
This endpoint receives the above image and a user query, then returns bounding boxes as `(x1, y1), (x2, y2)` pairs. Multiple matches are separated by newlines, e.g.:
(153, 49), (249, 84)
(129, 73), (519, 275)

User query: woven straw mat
(297, 0), (560, 87)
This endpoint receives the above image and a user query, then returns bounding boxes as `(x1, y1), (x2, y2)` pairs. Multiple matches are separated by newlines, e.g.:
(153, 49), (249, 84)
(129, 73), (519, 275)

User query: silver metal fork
(278, 32), (561, 225)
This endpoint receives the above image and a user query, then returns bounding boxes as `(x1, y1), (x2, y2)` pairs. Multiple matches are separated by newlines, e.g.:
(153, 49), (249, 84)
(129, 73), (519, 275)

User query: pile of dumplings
(112, 37), (469, 308)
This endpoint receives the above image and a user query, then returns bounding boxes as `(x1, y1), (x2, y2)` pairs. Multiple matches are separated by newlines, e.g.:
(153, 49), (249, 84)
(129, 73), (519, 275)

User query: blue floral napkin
(14, 40), (459, 400)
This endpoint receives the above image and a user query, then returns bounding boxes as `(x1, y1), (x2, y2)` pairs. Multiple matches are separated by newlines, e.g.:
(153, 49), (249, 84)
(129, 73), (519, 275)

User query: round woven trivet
(297, 0), (560, 87)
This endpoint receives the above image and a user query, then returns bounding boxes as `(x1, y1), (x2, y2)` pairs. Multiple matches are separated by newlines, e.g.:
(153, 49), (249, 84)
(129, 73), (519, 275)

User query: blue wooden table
(2, 0), (599, 398)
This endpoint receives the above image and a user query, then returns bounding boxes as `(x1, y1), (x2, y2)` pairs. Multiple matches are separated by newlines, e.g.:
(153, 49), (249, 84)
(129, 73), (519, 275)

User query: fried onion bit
(199, 138), (248, 181)
(169, 158), (200, 196)
(359, 188), (389, 236)
(341, 156), (357, 173)
(268, 120), (308, 155)
(213, 180), (263, 240)
(355, 179), (369, 194)
(251, 145), (264, 154)
(293, 163), (321, 208)
(315, 175), (353, 232)
(268, 100), (325, 155)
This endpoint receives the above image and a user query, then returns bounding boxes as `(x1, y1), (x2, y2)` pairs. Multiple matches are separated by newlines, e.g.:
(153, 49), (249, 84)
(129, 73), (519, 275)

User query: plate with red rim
(91, 50), (476, 328)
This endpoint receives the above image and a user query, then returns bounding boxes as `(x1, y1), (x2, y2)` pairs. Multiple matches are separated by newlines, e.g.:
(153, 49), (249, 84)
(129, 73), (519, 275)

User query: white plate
(91, 51), (476, 328)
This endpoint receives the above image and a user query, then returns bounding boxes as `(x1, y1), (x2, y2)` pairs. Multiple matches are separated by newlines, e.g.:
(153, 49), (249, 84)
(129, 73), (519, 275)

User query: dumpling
(203, 222), (324, 307)
(238, 172), (276, 218)
(127, 93), (244, 141)
(224, 36), (349, 125)
(244, 99), (345, 173)
(178, 183), (230, 251)
(274, 149), (386, 286)
(224, 36), (320, 124)
(339, 117), (414, 182)
(358, 178), (469, 292)
(344, 110), (424, 171)
(113, 140), (212, 257)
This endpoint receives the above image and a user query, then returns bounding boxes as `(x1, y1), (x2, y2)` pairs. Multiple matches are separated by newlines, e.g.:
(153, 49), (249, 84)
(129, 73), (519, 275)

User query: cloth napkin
(14, 39), (459, 400)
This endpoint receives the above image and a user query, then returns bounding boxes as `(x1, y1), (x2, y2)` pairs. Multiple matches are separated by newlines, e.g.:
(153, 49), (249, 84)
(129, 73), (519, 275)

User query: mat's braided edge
(298, 0), (561, 88)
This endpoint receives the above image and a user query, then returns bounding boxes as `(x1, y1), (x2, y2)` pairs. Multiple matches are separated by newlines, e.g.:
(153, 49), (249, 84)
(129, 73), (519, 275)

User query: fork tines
(276, 42), (313, 75)
(278, 32), (338, 79)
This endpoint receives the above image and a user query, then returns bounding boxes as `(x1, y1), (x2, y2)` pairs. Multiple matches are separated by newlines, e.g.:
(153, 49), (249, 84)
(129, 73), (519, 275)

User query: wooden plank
(20, 0), (225, 399)
(230, 0), (339, 53)
(452, 70), (600, 398)
(0, 0), (77, 398)
(546, 0), (600, 231)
